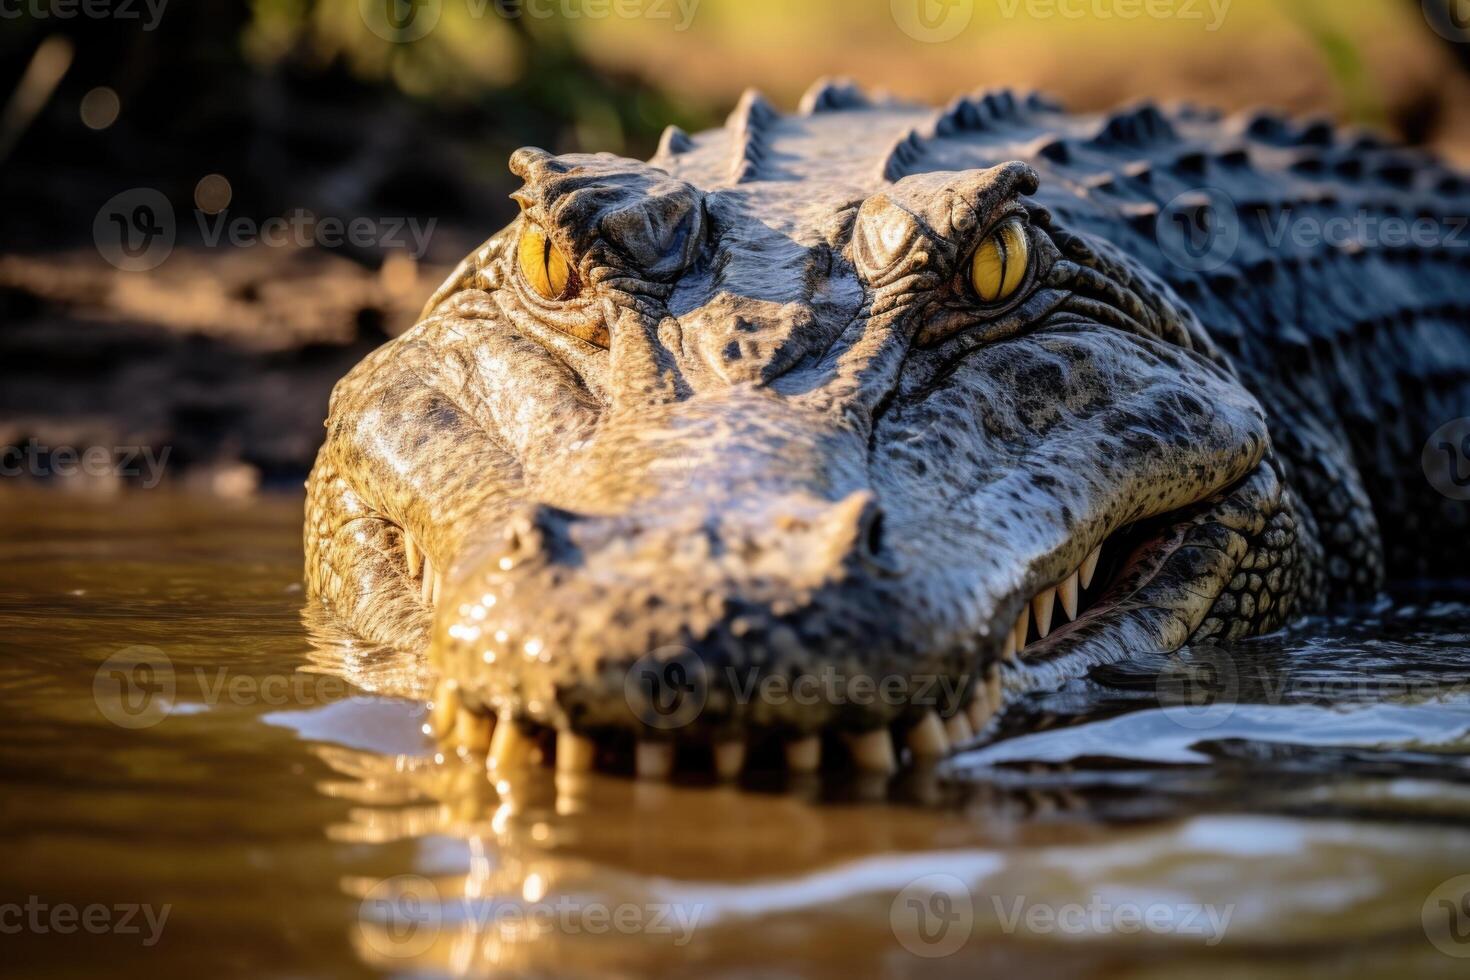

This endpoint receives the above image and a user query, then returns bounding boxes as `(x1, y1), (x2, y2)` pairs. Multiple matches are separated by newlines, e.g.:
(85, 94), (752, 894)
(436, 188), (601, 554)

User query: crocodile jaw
(422, 323), (1284, 773)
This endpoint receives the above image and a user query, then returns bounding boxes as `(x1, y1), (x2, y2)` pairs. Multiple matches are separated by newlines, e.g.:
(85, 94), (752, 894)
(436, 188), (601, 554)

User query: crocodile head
(310, 87), (1317, 777)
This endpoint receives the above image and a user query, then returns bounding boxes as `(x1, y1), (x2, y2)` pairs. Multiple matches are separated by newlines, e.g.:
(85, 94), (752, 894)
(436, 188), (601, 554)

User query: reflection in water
(5, 491), (1470, 977)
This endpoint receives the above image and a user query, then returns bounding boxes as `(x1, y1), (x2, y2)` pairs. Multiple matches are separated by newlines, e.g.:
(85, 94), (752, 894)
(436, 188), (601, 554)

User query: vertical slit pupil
(994, 233), (1010, 298)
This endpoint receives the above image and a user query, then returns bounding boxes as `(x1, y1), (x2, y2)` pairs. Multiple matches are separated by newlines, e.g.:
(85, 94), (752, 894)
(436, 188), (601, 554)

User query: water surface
(5, 490), (1470, 977)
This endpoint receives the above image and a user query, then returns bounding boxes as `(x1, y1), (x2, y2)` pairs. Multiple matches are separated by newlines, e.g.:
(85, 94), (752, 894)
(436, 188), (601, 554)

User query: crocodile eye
(517, 221), (578, 301)
(970, 218), (1030, 304)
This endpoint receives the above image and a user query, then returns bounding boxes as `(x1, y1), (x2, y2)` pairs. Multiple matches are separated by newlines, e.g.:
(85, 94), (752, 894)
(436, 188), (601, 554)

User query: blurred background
(3, 0), (1469, 494)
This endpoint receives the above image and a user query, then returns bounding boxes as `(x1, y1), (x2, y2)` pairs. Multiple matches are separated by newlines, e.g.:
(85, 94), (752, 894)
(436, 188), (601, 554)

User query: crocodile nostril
(863, 508), (887, 558)
(506, 504), (583, 558)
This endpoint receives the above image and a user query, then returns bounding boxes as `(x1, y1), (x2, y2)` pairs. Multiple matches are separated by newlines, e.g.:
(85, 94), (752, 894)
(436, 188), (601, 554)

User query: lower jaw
(1004, 456), (1295, 695)
(425, 462), (1290, 784)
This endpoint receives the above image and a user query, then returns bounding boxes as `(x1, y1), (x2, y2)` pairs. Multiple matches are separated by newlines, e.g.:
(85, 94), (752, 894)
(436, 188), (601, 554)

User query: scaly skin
(304, 82), (1470, 775)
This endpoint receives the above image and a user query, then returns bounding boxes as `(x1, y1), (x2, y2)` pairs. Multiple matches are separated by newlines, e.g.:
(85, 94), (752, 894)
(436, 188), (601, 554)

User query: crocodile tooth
(907, 712), (950, 759)
(1032, 588), (1056, 639)
(488, 718), (534, 772)
(453, 708), (493, 753)
(1012, 604), (1031, 652)
(429, 679), (460, 739)
(967, 685), (994, 730)
(635, 742), (675, 780)
(404, 531), (422, 579)
(1058, 570), (1080, 621)
(554, 773), (591, 816)
(944, 711), (973, 745)
(785, 736), (821, 773)
(1080, 544), (1101, 589)
(421, 556), (435, 605)
(713, 742), (746, 780)
(1001, 628), (1017, 662)
(556, 731), (597, 773)
(431, 571), (443, 607)
(845, 729), (897, 773)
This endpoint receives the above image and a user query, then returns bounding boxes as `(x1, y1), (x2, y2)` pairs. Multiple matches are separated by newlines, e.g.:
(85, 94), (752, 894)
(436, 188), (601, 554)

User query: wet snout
(429, 388), (976, 760)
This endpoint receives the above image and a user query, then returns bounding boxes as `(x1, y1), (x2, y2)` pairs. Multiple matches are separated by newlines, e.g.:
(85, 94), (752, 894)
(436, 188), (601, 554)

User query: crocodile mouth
(413, 456), (1284, 783)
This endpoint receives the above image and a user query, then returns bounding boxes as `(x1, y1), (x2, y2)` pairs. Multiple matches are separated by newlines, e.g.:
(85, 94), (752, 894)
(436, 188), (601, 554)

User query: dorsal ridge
(799, 77), (871, 115)
(727, 88), (781, 184)
(880, 88), (1060, 182)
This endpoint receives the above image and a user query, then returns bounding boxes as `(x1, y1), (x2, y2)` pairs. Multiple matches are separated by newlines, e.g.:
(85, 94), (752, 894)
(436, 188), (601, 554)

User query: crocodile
(305, 80), (1470, 779)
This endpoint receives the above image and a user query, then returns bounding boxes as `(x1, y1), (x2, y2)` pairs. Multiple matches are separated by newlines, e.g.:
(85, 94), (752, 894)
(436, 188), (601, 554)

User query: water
(5, 490), (1470, 977)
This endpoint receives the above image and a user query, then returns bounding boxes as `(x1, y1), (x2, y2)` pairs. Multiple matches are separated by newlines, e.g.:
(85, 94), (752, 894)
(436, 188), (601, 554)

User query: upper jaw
(418, 320), (1276, 774)
(429, 493), (965, 738)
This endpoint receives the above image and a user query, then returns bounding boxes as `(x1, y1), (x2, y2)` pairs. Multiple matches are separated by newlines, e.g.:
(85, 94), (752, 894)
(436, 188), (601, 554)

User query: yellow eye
(970, 219), (1030, 304)
(517, 221), (576, 301)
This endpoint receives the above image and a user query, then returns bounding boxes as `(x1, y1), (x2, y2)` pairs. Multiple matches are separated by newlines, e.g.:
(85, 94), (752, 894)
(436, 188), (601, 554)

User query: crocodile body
(305, 82), (1470, 777)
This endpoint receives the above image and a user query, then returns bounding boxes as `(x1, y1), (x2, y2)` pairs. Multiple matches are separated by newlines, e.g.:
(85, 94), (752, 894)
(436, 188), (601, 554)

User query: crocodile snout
(429, 478), (981, 774)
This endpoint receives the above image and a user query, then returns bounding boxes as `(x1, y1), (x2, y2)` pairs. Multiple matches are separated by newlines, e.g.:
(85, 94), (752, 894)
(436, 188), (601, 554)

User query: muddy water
(5, 490), (1470, 978)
